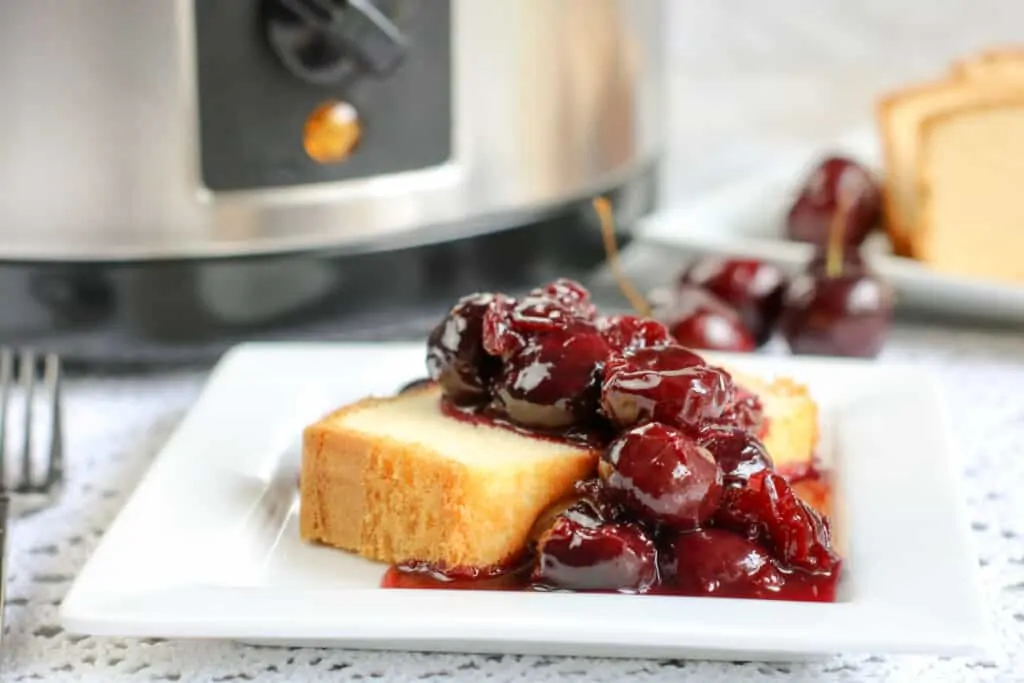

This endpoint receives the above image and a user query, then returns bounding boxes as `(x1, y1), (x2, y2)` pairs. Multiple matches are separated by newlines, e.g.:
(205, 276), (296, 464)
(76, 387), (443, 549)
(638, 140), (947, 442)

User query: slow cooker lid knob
(263, 0), (407, 86)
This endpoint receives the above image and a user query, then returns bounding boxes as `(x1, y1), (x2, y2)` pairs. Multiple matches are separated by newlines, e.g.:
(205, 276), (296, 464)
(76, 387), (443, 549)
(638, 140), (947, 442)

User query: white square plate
(636, 125), (1024, 324)
(61, 342), (988, 661)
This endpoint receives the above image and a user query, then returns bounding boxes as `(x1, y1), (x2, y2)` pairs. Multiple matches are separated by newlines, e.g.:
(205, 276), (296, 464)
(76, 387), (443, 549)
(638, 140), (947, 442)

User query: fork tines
(0, 349), (63, 496)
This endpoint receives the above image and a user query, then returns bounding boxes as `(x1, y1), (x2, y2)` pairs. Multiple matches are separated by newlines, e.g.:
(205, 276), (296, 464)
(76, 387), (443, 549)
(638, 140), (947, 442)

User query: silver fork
(0, 348), (64, 641)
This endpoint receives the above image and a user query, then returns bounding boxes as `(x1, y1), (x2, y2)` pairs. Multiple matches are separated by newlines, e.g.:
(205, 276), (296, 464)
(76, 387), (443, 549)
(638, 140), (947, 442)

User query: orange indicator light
(303, 100), (361, 164)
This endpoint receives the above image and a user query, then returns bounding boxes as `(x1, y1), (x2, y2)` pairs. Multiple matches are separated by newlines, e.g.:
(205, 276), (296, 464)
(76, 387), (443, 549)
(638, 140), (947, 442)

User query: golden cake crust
(875, 79), (951, 257)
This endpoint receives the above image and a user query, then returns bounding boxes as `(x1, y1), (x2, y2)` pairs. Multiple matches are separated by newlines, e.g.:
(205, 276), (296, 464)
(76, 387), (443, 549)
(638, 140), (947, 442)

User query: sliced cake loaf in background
(915, 96), (1024, 282)
(876, 46), (1024, 283)
(876, 80), (1024, 258)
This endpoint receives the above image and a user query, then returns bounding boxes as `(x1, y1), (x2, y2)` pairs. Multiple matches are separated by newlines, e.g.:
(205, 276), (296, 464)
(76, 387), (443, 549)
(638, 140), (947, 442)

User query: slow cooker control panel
(193, 0), (452, 191)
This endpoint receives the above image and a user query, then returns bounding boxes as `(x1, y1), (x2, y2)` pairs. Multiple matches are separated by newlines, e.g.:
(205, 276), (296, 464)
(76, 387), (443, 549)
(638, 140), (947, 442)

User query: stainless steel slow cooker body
(0, 0), (665, 262)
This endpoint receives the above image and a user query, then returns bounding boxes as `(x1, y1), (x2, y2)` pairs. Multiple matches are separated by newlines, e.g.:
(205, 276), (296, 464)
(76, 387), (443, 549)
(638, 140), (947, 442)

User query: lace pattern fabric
(1, 326), (1022, 682)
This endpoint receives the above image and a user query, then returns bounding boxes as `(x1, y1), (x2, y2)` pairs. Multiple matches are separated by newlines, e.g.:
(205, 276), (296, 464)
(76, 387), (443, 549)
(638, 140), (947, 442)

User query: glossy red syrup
(778, 456), (825, 484)
(382, 560), (531, 591)
(648, 571), (839, 602)
(380, 550), (838, 603)
(783, 459), (831, 517)
(440, 397), (611, 450)
(380, 567), (837, 602)
(380, 470), (837, 603)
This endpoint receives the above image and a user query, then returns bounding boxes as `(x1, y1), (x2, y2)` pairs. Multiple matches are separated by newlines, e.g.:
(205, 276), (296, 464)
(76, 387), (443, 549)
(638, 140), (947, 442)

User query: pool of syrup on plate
(380, 465), (835, 602)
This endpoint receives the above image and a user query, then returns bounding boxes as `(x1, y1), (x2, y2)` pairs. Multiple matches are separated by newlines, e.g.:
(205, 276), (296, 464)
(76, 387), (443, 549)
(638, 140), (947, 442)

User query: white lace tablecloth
(1, 322), (1022, 683)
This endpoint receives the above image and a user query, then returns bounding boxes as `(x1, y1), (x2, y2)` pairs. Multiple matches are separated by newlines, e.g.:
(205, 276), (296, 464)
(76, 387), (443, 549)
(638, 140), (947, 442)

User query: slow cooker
(0, 0), (665, 366)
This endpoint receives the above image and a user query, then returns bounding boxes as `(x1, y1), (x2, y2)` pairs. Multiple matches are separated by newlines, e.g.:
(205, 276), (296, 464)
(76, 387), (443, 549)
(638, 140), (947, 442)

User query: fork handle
(0, 494), (9, 642)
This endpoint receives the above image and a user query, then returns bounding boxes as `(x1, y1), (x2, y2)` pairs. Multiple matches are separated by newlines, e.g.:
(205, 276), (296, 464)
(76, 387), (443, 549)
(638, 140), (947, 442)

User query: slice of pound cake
(300, 383), (595, 569)
(875, 79), (1024, 257)
(913, 96), (1024, 283)
(877, 45), (1024, 281)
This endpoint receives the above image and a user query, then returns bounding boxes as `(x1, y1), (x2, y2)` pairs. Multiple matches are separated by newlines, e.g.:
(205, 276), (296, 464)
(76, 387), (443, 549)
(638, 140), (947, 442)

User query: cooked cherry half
(426, 293), (506, 404)
(696, 423), (773, 482)
(483, 278), (597, 359)
(716, 386), (766, 436)
(528, 278), (598, 320)
(659, 529), (785, 599)
(786, 156), (882, 248)
(532, 510), (658, 593)
(493, 322), (610, 429)
(650, 284), (756, 352)
(779, 270), (894, 358)
(529, 480), (627, 546)
(482, 293), (572, 358)
(573, 477), (629, 522)
(600, 346), (734, 432)
(715, 470), (839, 574)
(599, 423), (723, 530)
(596, 314), (674, 355)
(680, 258), (788, 346)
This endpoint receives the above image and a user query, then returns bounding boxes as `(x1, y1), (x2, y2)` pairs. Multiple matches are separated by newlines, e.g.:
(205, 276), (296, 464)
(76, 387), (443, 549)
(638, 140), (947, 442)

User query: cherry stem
(825, 191), (853, 279)
(594, 196), (651, 318)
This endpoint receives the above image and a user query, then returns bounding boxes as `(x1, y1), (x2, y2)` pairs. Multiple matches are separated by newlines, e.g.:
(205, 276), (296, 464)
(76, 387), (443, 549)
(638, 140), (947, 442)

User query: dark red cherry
(696, 423), (773, 482)
(529, 480), (628, 546)
(426, 293), (506, 404)
(532, 512), (658, 593)
(600, 346), (734, 432)
(528, 278), (597, 320)
(482, 294), (571, 358)
(680, 258), (788, 346)
(493, 322), (610, 428)
(716, 385), (766, 436)
(596, 315), (674, 355)
(779, 270), (894, 358)
(573, 478), (629, 522)
(599, 423), (723, 530)
(714, 470), (840, 573)
(660, 529), (785, 599)
(650, 285), (756, 352)
(786, 156), (881, 248)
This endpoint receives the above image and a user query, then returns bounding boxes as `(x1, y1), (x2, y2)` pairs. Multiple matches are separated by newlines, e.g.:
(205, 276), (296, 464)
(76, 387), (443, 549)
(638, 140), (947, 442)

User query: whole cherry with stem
(679, 257), (788, 346)
(595, 198), (758, 352)
(779, 188), (894, 358)
(786, 156), (882, 249)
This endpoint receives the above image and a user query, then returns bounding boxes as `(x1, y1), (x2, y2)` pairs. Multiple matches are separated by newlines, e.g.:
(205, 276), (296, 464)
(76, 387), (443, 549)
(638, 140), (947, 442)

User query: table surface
(4, 291), (1024, 682)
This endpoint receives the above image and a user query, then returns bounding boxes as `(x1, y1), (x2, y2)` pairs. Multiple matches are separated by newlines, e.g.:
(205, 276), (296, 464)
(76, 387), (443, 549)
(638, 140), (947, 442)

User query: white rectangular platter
(61, 342), (988, 661)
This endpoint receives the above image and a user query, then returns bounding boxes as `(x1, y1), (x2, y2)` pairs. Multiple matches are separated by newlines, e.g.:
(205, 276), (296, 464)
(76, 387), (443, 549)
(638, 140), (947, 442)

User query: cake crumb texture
(299, 388), (596, 568)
